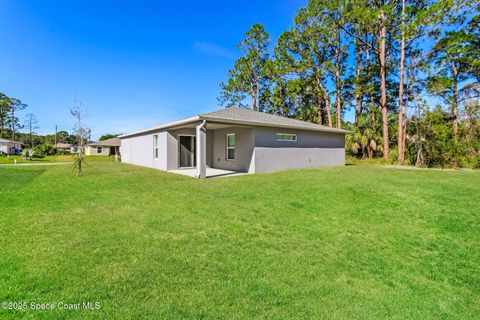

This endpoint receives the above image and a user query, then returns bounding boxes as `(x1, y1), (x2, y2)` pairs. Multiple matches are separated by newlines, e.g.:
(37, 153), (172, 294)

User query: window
(276, 133), (297, 142)
(226, 133), (235, 160)
(97, 146), (102, 154)
(153, 134), (159, 159)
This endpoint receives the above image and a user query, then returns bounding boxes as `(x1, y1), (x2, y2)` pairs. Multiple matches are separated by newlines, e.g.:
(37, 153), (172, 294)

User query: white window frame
(226, 133), (236, 161)
(97, 146), (102, 154)
(153, 134), (159, 160)
(276, 133), (298, 142)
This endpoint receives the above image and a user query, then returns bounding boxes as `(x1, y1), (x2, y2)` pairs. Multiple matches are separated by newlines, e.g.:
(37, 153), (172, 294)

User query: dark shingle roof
(120, 107), (349, 138)
(55, 142), (72, 149)
(200, 107), (348, 133)
(88, 138), (121, 147)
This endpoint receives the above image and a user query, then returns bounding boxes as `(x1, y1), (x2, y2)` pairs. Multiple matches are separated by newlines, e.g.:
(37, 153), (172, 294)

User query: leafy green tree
(0, 94), (27, 140)
(344, 0), (401, 160)
(99, 133), (120, 141)
(426, 29), (476, 141)
(219, 24), (271, 110)
(8, 98), (27, 141)
(307, 0), (349, 129)
(0, 93), (10, 137)
(346, 114), (383, 159)
(274, 9), (334, 126)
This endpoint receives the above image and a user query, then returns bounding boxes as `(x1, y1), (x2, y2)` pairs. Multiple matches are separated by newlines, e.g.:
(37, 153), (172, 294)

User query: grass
(0, 163), (479, 319)
(0, 155), (116, 164)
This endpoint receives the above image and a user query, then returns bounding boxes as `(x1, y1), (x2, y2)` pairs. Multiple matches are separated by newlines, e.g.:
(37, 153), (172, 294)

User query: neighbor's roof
(55, 142), (72, 148)
(88, 137), (121, 147)
(0, 137), (23, 144)
(120, 107), (349, 138)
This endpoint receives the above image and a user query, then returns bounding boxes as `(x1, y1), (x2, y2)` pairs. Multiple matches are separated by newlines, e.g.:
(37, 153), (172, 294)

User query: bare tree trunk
(371, 100), (376, 127)
(402, 81), (408, 162)
(29, 115), (33, 148)
(316, 71), (332, 127)
(355, 44), (363, 124)
(366, 39), (376, 130)
(397, 0), (406, 163)
(335, 30), (342, 129)
(317, 95), (323, 125)
(414, 99), (423, 167)
(251, 90), (257, 111)
(452, 64), (459, 141)
(11, 109), (15, 141)
(0, 109), (4, 136)
(335, 47), (342, 129)
(379, 10), (390, 160)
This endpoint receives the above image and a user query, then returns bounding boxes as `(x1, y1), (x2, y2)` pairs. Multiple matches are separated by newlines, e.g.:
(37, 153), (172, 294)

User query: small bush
(21, 149), (35, 160)
(33, 144), (55, 156)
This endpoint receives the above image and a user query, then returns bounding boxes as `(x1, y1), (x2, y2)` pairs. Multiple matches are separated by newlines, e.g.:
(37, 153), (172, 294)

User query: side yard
(0, 155), (117, 164)
(0, 163), (478, 319)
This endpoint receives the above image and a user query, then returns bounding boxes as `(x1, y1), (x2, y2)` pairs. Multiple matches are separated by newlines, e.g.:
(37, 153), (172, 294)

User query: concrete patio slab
(169, 168), (247, 178)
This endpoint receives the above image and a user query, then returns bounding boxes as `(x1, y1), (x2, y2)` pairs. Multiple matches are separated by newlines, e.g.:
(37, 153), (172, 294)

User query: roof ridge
(121, 106), (350, 138)
(200, 106), (347, 132)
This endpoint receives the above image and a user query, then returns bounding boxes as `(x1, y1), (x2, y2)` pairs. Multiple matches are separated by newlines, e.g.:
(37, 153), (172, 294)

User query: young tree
(219, 24), (271, 110)
(71, 100), (90, 176)
(71, 100), (89, 148)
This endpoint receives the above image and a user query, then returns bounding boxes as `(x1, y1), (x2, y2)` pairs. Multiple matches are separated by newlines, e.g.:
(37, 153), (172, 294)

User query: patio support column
(196, 120), (207, 178)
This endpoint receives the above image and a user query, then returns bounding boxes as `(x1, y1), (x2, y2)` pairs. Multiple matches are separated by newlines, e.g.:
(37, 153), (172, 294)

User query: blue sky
(1, 0), (356, 140)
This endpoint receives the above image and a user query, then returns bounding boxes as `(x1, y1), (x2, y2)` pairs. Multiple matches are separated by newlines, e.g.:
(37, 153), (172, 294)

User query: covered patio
(167, 119), (253, 179)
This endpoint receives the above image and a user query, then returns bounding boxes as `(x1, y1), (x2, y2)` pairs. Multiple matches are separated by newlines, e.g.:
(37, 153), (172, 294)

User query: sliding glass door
(179, 135), (196, 168)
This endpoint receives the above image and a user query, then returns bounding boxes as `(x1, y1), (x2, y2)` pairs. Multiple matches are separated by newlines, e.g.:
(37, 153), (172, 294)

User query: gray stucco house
(119, 107), (349, 178)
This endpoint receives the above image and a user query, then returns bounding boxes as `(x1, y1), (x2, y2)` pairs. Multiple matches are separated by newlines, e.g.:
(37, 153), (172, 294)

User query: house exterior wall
(0, 142), (22, 155)
(121, 131), (168, 170)
(120, 124), (345, 174)
(166, 128), (195, 170)
(252, 127), (345, 173)
(85, 145), (111, 156)
(212, 127), (254, 172)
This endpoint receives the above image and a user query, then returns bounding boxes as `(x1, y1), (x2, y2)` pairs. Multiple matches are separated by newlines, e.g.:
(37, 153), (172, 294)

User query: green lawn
(0, 155), (116, 164)
(0, 163), (478, 319)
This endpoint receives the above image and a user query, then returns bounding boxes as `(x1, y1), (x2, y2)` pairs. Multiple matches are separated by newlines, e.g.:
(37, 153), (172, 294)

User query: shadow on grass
(0, 167), (47, 191)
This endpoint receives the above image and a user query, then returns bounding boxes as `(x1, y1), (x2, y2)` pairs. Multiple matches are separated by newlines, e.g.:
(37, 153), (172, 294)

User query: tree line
(1, 93), (119, 155)
(0, 92), (43, 148)
(220, 0), (479, 168)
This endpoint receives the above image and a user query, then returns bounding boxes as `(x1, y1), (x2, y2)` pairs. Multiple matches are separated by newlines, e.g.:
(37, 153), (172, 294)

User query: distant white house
(0, 138), (23, 155)
(84, 138), (121, 156)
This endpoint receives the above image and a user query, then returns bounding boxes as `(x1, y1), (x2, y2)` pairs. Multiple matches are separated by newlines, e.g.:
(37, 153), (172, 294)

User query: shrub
(21, 149), (35, 160)
(33, 144), (55, 156)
